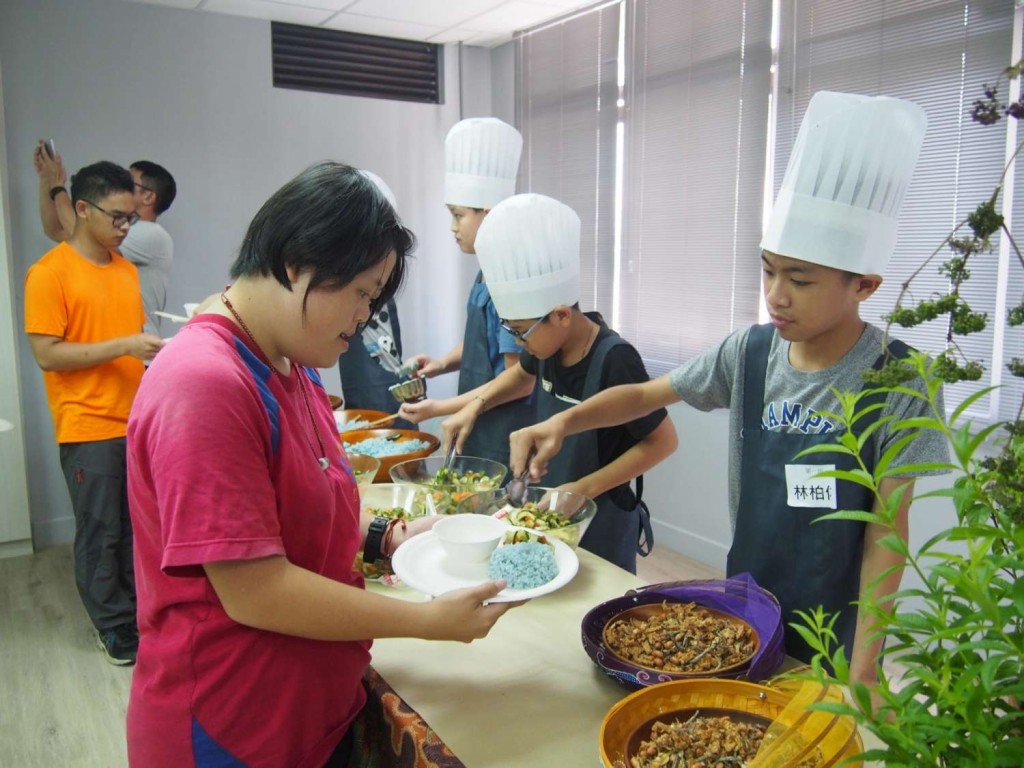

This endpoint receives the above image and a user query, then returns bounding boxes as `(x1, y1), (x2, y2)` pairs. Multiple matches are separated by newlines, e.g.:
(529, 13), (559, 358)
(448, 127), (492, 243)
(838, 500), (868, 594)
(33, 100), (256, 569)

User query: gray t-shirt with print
(668, 323), (949, 529)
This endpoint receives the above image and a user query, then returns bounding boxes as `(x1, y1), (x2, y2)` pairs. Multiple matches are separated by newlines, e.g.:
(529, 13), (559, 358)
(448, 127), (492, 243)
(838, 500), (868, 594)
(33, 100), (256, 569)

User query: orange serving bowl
(599, 678), (862, 768)
(341, 429), (440, 483)
(334, 409), (395, 433)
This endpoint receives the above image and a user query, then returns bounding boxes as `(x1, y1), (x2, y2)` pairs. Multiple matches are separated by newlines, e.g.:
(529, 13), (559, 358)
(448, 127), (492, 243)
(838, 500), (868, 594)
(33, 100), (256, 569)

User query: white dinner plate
(391, 530), (579, 602)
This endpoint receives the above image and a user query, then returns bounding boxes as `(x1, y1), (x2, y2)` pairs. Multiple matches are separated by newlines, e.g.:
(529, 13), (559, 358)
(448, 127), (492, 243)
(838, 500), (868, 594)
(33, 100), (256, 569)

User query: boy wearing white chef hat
(507, 92), (950, 676)
(401, 118), (536, 467)
(439, 193), (679, 573)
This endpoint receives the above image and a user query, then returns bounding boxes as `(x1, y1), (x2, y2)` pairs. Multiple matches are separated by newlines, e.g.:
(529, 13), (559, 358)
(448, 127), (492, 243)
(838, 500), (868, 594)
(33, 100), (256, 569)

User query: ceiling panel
(321, 13), (446, 40)
(202, 0), (335, 25)
(255, 0), (355, 9)
(115, 0), (602, 47)
(461, 1), (567, 33)
(342, 0), (501, 29)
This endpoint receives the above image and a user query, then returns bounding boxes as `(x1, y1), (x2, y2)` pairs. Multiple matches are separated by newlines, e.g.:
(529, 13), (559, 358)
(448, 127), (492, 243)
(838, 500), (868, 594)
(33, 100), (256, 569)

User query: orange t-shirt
(24, 242), (147, 443)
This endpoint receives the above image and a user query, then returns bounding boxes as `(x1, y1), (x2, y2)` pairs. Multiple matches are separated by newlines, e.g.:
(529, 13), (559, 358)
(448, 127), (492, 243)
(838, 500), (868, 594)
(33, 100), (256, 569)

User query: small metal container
(389, 377), (426, 404)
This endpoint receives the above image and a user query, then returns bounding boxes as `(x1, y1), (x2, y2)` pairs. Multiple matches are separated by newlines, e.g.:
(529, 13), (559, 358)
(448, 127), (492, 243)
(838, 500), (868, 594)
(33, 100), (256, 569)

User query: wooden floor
(0, 542), (721, 767)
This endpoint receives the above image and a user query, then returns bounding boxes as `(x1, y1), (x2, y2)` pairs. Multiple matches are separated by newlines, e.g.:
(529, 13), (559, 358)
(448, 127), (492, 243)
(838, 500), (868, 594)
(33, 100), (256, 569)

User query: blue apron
(728, 323), (906, 662)
(537, 332), (654, 574)
(458, 274), (533, 466)
(337, 300), (413, 429)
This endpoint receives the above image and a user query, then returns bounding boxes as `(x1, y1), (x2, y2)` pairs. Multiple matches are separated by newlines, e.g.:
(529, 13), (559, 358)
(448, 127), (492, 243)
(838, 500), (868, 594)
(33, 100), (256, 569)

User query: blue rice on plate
(488, 542), (558, 589)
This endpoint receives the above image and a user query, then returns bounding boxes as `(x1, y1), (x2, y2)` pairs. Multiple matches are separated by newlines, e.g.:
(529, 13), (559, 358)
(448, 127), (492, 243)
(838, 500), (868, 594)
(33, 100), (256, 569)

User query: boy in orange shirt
(24, 161), (165, 665)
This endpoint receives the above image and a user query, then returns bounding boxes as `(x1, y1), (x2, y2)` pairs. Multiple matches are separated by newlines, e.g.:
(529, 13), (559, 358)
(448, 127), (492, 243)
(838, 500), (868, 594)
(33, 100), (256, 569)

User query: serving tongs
(440, 434), (458, 472)
(504, 449), (536, 508)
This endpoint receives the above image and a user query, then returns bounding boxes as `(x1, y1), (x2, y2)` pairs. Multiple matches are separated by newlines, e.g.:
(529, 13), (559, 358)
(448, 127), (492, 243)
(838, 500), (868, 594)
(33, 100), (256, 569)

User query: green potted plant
(795, 62), (1024, 766)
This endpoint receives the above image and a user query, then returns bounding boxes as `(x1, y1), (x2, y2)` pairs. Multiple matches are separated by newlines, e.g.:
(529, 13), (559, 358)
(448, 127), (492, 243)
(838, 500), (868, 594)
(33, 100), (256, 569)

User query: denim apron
(728, 323), (906, 662)
(337, 300), (413, 429)
(458, 274), (533, 466)
(537, 333), (654, 574)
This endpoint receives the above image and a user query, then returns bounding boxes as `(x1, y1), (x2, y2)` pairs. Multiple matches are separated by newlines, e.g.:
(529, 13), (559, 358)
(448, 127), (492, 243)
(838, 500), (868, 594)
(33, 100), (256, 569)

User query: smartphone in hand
(44, 139), (56, 159)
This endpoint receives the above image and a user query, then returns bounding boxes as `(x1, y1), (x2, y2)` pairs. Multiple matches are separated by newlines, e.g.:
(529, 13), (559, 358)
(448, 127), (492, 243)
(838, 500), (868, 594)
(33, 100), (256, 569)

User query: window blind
(618, 0), (773, 375)
(516, 2), (622, 314)
(773, 0), (1016, 420)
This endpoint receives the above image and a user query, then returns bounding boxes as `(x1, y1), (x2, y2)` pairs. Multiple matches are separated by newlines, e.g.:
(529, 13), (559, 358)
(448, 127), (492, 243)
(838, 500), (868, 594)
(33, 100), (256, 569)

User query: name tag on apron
(785, 464), (837, 509)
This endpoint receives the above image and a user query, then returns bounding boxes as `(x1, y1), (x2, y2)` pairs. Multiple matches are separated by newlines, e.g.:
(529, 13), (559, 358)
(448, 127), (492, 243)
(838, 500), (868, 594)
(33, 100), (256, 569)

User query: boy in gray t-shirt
(509, 92), (950, 685)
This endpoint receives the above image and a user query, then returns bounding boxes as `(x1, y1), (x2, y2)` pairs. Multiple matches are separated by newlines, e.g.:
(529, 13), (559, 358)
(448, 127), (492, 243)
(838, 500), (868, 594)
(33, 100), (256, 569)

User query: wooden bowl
(599, 679), (863, 768)
(602, 602), (759, 677)
(328, 394), (344, 410)
(341, 428), (440, 483)
(625, 707), (772, 767)
(334, 408), (394, 434)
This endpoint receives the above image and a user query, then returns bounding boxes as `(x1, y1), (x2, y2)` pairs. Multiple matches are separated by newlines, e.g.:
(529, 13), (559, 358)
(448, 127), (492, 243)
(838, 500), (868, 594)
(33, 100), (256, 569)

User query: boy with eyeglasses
(437, 193), (678, 573)
(34, 144), (176, 336)
(24, 160), (165, 665)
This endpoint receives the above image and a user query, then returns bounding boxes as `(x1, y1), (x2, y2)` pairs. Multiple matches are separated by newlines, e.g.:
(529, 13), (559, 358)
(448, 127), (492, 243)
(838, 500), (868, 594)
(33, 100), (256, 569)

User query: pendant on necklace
(318, 457), (330, 471)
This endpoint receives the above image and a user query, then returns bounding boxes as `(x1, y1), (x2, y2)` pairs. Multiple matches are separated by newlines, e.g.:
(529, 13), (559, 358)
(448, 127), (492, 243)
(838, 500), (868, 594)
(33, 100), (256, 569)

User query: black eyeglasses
(501, 313), (550, 342)
(83, 200), (140, 229)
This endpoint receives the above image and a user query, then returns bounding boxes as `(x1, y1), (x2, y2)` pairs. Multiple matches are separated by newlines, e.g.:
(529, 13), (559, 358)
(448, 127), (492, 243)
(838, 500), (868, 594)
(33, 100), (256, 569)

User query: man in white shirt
(35, 144), (176, 335)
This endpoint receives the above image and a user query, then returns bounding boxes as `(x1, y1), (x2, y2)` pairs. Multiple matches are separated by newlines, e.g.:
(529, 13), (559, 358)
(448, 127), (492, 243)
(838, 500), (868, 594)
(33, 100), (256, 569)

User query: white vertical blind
(515, 0), (1021, 413)
(516, 2), (622, 313)
(618, 0), (773, 375)
(773, 0), (1016, 420)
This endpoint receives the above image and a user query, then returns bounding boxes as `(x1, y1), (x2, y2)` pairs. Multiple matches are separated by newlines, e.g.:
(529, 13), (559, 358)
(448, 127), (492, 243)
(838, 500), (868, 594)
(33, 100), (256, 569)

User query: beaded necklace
(221, 292), (330, 471)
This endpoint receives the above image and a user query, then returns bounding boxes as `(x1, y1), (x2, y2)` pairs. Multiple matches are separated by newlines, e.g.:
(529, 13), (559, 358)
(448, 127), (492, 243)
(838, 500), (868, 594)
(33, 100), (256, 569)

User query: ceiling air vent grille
(272, 22), (443, 104)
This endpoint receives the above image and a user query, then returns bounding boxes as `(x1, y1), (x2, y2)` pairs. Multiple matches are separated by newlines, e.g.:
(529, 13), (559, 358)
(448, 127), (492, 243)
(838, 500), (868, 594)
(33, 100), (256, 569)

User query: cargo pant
(59, 437), (136, 631)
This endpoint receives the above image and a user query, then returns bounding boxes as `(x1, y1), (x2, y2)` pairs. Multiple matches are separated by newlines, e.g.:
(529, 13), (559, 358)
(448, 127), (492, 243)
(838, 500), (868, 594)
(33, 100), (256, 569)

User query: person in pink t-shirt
(126, 162), (515, 768)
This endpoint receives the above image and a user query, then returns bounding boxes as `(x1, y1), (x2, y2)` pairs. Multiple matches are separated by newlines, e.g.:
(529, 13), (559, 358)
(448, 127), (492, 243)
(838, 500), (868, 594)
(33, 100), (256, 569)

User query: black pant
(59, 438), (136, 630)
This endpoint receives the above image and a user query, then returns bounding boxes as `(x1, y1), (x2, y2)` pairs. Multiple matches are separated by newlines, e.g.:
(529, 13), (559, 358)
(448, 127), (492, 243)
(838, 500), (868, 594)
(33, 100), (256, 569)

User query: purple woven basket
(581, 573), (785, 690)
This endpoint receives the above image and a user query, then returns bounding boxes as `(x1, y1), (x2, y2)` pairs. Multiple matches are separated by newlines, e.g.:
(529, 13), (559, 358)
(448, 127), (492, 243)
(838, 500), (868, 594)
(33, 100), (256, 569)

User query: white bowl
(433, 514), (505, 563)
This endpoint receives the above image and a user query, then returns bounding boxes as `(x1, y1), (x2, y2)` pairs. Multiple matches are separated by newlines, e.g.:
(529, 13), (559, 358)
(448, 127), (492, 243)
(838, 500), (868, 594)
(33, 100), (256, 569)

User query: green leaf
(875, 431), (923, 477)
(794, 443), (858, 458)
(811, 510), (883, 525)
(949, 384), (998, 424)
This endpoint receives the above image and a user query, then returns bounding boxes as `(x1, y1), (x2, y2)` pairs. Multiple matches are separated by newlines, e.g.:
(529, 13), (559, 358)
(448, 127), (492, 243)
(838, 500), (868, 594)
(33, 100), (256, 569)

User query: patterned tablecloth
(347, 667), (465, 768)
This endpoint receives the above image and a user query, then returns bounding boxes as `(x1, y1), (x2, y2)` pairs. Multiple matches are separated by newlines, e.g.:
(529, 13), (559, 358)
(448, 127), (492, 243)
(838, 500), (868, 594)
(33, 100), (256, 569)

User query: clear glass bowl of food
(347, 453), (381, 491)
(389, 455), (507, 514)
(457, 486), (597, 549)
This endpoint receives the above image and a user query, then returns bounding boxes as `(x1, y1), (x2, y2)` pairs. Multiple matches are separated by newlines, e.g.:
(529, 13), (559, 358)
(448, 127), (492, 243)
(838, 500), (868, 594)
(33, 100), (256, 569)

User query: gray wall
(0, 0), (491, 546)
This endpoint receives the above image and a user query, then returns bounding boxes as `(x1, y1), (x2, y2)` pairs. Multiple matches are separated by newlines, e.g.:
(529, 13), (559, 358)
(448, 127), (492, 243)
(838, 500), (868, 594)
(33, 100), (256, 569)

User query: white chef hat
(358, 169), (398, 210)
(475, 193), (580, 320)
(444, 118), (522, 209)
(761, 91), (928, 275)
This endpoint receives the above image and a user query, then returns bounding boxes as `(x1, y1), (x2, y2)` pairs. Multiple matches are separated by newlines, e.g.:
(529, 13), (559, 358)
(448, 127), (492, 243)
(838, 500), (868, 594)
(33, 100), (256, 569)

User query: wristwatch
(48, 186), (67, 201)
(363, 516), (390, 566)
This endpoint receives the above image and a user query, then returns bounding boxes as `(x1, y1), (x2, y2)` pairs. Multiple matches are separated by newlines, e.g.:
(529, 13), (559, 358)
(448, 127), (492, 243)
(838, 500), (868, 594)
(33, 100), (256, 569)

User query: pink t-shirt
(126, 315), (369, 768)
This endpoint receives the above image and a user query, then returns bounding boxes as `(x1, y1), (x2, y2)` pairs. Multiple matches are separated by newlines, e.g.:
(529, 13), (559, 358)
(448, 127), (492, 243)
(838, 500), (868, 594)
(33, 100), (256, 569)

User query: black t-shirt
(519, 314), (667, 507)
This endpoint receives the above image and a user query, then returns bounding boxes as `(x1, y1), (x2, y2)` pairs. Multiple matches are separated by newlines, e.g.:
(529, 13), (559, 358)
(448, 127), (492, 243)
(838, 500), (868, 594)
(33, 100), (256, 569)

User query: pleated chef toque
(359, 169), (397, 209)
(475, 193), (580, 320)
(761, 91), (928, 275)
(445, 118), (522, 209)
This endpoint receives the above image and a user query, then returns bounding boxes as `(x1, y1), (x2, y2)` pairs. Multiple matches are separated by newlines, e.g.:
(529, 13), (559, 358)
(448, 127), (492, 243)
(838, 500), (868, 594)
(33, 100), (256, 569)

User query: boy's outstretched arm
(559, 416), (678, 500)
(441, 363), (536, 453)
(510, 374), (680, 480)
